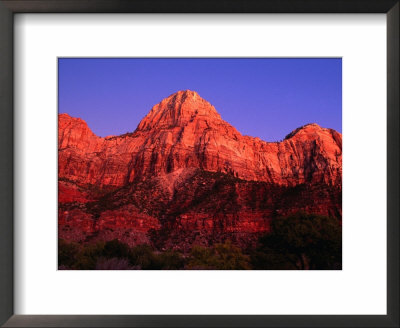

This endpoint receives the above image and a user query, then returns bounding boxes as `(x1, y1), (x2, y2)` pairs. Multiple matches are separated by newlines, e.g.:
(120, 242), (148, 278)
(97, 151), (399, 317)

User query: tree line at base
(59, 212), (342, 270)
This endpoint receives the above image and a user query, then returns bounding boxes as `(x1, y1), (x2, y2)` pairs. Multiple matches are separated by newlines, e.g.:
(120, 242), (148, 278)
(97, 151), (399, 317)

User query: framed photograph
(57, 57), (343, 271)
(0, 0), (398, 327)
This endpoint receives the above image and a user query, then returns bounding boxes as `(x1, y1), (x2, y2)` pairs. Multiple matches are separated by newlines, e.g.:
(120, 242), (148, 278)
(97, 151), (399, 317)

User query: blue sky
(58, 58), (341, 141)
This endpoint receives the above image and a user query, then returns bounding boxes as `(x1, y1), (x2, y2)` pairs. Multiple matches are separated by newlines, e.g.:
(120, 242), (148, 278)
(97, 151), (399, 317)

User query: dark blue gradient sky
(58, 58), (341, 141)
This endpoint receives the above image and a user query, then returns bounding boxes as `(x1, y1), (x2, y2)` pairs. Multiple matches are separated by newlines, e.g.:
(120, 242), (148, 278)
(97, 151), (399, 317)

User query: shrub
(95, 257), (139, 270)
(74, 241), (106, 270)
(156, 250), (185, 270)
(187, 240), (250, 270)
(102, 239), (130, 259)
(251, 212), (342, 270)
(58, 239), (79, 268)
(129, 244), (159, 269)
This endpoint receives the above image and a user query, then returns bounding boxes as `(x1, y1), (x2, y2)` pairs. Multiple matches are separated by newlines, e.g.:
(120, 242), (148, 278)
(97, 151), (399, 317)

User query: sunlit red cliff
(58, 90), (342, 250)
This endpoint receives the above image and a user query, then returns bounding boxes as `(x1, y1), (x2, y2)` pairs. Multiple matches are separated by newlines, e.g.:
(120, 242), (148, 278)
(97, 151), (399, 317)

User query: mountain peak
(169, 89), (200, 99)
(160, 90), (214, 111)
(137, 90), (222, 131)
(59, 112), (91, 131)
(284, 123), (325, 140)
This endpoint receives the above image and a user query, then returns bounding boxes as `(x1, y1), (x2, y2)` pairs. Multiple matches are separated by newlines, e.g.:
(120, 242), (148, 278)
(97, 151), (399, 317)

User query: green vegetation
(58, 238), (249, 270)
(187, 240), (251, 270)
(251, 212), (342, 270)
(59, 212), (341, 270)
(58, 239), (185, 270)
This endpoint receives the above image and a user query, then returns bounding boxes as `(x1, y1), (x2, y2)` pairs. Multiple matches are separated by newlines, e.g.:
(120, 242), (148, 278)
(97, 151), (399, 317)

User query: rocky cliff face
(59, 90), (342, 187)
(58, 90), (342, 250)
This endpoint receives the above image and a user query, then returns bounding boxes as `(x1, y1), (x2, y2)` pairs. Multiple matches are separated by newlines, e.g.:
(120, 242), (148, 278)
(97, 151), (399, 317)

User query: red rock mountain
(58, 90), (342, 250)
(59, 90), (341, 187)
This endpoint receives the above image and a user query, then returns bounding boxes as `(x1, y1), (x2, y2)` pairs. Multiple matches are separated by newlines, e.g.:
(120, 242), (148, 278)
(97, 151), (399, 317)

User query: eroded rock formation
(58, 90), (342, 250)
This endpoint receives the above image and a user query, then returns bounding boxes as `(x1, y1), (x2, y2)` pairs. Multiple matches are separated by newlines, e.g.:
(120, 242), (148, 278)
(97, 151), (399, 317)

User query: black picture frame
(0, 1), (398, 327)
